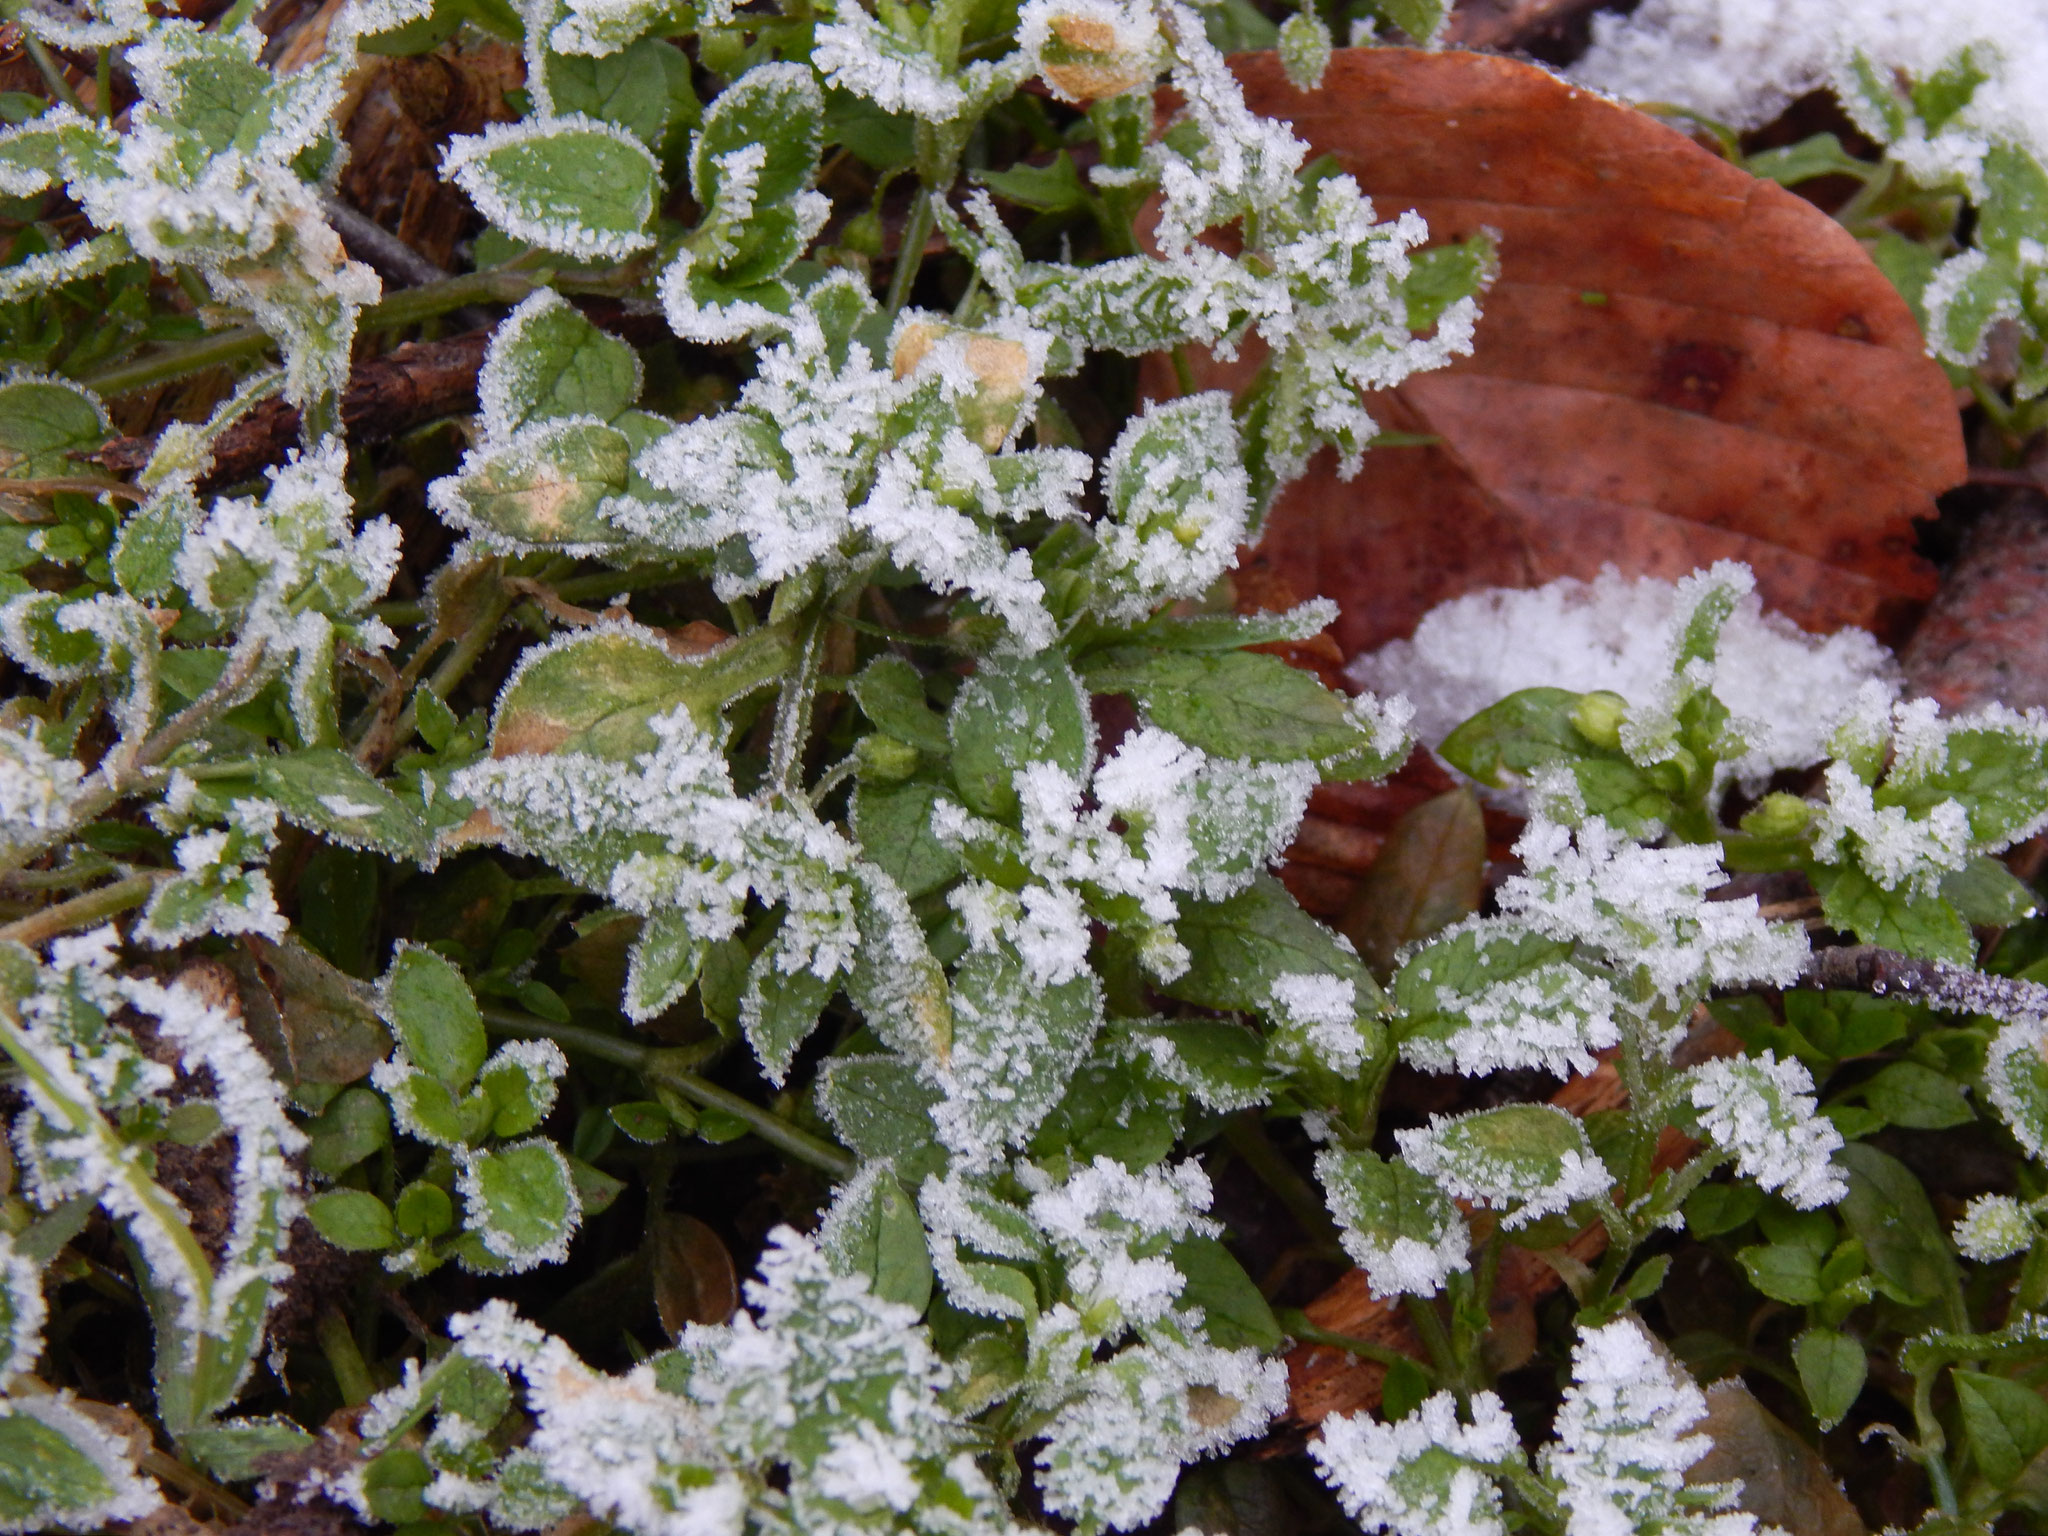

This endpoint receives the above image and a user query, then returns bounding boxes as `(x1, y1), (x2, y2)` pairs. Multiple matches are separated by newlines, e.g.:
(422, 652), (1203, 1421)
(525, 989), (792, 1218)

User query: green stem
(317, 1309), (377, 1407)
(82, 325), (274, 399)
(1402, 1294), (1460, 1385)
(2015, 1235), (2048, 1316)
(767, 604), (828, 796)
(0, 871), (164, 947)
(1221, 1113), (1344, 1256)
(479, 1007), (858, 1179)
(21, 36), (82, 113)
(1276, 1308), (1434, 1379)
(1912, 1366), (1961, 1518)
(81, 270), (545, 400)
(887, 189), (937, 316)
(373, 563), (695, 629)
(93, 46), (110, 120)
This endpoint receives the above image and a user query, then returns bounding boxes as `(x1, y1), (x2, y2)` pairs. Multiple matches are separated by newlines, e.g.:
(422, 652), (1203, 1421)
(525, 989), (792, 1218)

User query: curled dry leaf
(652, 1211), (739, 1336)
(1689, 1381), (1869, 1536)
(1185, 49), (1963, 656)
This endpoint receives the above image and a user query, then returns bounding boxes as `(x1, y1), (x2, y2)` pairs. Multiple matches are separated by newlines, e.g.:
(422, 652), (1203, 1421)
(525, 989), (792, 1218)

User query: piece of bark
(1900, 493), (2048, 714)
(92, 329), (493, 486)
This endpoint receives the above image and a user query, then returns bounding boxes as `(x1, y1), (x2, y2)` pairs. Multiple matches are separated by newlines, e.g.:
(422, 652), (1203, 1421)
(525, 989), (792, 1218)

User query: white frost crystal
(1348, 567), (1897, 785)
(1311, 1390), (1520, 1536)
(1396, 1106), (1612, 1229)
(1683, 1053), (1847, 1209)
(1541, 1318), (1772, 1536)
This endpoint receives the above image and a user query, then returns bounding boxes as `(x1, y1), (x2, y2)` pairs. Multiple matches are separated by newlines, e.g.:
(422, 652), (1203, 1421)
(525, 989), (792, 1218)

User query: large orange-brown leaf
(1190, 49), (1964, 656)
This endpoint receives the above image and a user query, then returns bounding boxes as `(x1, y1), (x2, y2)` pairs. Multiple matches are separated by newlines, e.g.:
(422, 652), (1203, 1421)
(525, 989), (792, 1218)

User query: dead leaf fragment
(651, 1212), (739, 1336)
(1193, 49), (1962, 655)
(1338, 787), (1486, 974)
(1690, 1380), (1869, 1536)
(231, 937), (391, 1086)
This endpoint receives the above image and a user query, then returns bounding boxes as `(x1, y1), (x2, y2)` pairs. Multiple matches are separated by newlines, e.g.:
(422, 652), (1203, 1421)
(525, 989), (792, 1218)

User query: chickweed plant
(0, 0), (2042, 1532)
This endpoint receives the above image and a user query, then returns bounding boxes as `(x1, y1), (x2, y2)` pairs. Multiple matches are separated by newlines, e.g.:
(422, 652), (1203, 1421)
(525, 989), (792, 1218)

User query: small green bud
(1740, 791), (1813, 841)
(1649, 747), (1700, 795)
(1570, 690), (1629, 750)
(840, 206), (884, 258)
(1277, 11), (1332, 92)
(696, 27), (747, 77)
(856, 733), (921, 783)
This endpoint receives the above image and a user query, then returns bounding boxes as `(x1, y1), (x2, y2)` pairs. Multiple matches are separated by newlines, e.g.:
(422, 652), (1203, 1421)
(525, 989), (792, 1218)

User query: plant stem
(1276, 1308), (1434, 1378)
(82, 325), (275, 399)
(0, 871), (164, 947)
(22, 36), (83, 113)
(1220, 1112), (1344, 1256)
(1403, 1294), (1461, 1385)
(886, 190), (937, 316)
(81, 270), (544, 400)
(317, 1309), (377, 1406)
(479, 1006), (858, 1179)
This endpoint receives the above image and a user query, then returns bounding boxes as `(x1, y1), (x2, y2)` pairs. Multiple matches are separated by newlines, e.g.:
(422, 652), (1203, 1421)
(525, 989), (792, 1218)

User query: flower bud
(1277, 11), (1332, 92)
(1740, 791), (1812, 841)
(855, 733), (921, 783)
(1569, 690), (1628, 750)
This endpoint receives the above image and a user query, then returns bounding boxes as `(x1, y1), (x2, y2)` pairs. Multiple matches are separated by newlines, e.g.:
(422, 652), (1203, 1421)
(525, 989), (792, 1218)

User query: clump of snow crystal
(1347, 567), (1896, 785)
(1566, 0), (2048, 171)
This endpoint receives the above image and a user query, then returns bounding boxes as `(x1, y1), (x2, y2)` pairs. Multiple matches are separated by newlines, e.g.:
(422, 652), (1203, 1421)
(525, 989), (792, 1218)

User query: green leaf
(1813, 864), (1975, 964)
(823, 1168), (933, 1313)
(624, 908), (706, 1021)
(1684, 1181), (1764, 1238)
(1744, 132), (1876, 188)
(1030, 1056), (1180, 1169)
(1422, 1104), (1605, 1221)
(740, 940), (838, 1085)
(1956, 1369), (2048, 1486)
(1439, 687), (1600, 786)
(549, 39), (691, 154)
(482, 293), (641, 430)
(1170, 1236), (1282, 1351)
(462, 1139), (580, 1263)
(305, 1087), (391, 1177)
(1114, 1018), (1269, 1111)
(1371, 0), (1445, 43)
(181, 1417), (316, 1481)
(394, 1182), (455, 1239)
(1943, 855), (2042, 926)
(444, 118), (660, 261)
(949, 651), (1091, 819)
(949, 946), (1103, 1151)
(0, 1409), (138, 1529)
(850, 779), (960, 899)
(256, 749), (430, 859)
(1168, 874), (1384, 1024)
(440, 417), (632, 547)
(815, 1055), (946, 1186)
(851, 656), (950, 755)
(1857, 1060), (1974, 1130)
(1315, 1145), (1464, 1292)
(691, 62), (824, 218)
(1082, 648), (1380, 767)
(381, 944), (488, 1090)
(307, 1189), (397, 1251)
(1794, 1328), (1867, 1431)
(0, 376), (106, 477)
(976, 150), (1091, 214)
(489, 622), (795, 761)
(609, 1100), (673, 1144)
(1878, 716), (2048, 849)
(1836, 1142), (1963, 1316)
(1736, 1241), (1824, 1305)
(1781, 990), (1911, 1062)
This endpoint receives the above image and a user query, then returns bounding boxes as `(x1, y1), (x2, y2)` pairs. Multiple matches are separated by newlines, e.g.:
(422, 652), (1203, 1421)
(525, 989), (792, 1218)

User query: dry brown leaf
(1185, 49), (1963, 656)
(1337, 786), (1486, 973)
(652, 1212), (739, 1336)
(1690, 1381), (1869, 1536)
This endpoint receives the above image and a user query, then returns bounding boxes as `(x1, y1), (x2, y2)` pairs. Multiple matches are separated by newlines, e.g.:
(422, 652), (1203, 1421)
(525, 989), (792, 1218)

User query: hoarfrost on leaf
(1309, 1389), (1520, 1536)
(1682, 1052), (1847, 1209)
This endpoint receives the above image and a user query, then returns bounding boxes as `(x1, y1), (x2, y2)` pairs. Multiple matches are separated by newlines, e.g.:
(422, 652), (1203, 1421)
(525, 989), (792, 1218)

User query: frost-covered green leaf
(457, 1138), (582, 1272)
(442, 116), (660, 261)
(1396, 1104), (1611, 1230)
(1315, 1146), (1467, 1299)
(0, 1397), (162, 1534)
(1682, 1052), (1847, 1209)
